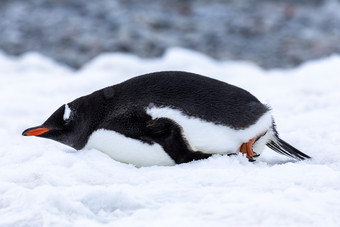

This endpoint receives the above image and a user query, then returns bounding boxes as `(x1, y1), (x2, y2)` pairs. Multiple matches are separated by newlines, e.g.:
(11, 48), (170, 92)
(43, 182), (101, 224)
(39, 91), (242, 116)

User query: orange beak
(22, 127), (50, 136)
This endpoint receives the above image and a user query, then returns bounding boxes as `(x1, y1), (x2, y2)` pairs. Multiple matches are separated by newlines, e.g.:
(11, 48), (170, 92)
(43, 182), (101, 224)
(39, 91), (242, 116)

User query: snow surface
(0, 48), (340, 226)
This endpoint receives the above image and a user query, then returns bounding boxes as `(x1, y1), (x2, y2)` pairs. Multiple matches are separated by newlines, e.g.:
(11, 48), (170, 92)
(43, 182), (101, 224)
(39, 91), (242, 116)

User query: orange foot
(240, 131), (267, 162)
(240, 138), (256, 162)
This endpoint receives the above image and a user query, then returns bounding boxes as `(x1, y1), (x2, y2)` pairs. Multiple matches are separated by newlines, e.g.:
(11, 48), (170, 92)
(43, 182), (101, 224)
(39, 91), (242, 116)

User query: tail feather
(266, 136), (311, 160)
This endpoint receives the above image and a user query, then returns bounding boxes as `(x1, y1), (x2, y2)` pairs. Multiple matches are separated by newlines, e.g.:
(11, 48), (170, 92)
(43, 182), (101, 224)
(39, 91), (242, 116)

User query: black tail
(266, 135), (311, 160)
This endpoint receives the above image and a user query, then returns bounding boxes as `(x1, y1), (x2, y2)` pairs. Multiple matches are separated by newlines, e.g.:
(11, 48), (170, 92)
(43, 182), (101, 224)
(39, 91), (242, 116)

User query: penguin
(22, 71), (310, 166)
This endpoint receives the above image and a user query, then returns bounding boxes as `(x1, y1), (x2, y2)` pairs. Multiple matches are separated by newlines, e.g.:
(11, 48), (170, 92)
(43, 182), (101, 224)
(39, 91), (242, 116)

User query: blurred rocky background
(1, 0), (340, 69)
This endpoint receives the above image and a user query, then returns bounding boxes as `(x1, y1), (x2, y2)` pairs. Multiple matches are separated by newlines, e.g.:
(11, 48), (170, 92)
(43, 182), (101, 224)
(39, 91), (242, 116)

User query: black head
(22, 88), (113, 150)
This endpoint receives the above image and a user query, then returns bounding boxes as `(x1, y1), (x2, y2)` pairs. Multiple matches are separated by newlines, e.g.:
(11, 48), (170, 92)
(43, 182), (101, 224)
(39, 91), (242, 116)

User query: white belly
(85, 129), (175, 167)
(85, 106), (272, 167)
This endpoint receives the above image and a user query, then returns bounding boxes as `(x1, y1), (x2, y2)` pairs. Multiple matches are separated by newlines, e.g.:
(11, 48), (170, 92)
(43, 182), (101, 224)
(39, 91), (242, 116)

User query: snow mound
(0, 49), (339, 226)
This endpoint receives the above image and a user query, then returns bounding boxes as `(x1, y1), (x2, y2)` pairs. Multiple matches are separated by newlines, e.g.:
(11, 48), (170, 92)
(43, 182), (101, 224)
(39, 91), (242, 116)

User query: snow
(0, 48), (340, 226)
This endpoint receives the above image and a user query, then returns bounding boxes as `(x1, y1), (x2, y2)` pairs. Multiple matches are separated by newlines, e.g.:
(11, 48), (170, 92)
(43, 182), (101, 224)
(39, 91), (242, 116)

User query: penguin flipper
(146, 118), (212, 164)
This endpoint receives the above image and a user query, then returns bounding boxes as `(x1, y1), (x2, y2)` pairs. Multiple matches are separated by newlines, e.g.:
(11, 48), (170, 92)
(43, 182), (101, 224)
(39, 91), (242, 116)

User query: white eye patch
(63, 104), (72, 121)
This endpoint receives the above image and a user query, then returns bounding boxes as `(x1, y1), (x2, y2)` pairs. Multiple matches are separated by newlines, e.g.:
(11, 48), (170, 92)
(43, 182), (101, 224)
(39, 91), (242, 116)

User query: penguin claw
(248, 158), (256, 162)
(248, 153), (260, 162)
(253, 152), (260, 158)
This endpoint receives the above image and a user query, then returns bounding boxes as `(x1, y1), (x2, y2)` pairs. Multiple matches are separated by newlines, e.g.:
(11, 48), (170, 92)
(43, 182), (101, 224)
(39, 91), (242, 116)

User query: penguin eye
(63, 118), (72, 126)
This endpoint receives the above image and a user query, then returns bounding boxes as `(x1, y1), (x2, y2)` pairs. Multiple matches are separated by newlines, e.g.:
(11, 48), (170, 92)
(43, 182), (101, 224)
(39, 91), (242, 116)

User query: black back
(111, 71), (269, 129)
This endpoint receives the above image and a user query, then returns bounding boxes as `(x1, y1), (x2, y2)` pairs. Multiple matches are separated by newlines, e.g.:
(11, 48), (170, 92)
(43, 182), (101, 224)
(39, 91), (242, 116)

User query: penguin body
(22, 71), (310, 166)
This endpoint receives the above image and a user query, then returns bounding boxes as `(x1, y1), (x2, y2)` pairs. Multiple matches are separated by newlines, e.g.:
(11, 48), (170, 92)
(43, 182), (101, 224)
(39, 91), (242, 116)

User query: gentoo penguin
(22, 71), (310, 166)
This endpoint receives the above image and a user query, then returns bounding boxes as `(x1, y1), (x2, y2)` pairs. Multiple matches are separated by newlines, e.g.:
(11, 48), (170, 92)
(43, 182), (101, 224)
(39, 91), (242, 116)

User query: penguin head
(22, 90), (109, 150)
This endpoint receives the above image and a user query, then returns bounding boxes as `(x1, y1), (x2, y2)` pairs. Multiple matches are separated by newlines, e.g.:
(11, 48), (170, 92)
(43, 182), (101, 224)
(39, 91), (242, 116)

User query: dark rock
(1, 0), (340, 69)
